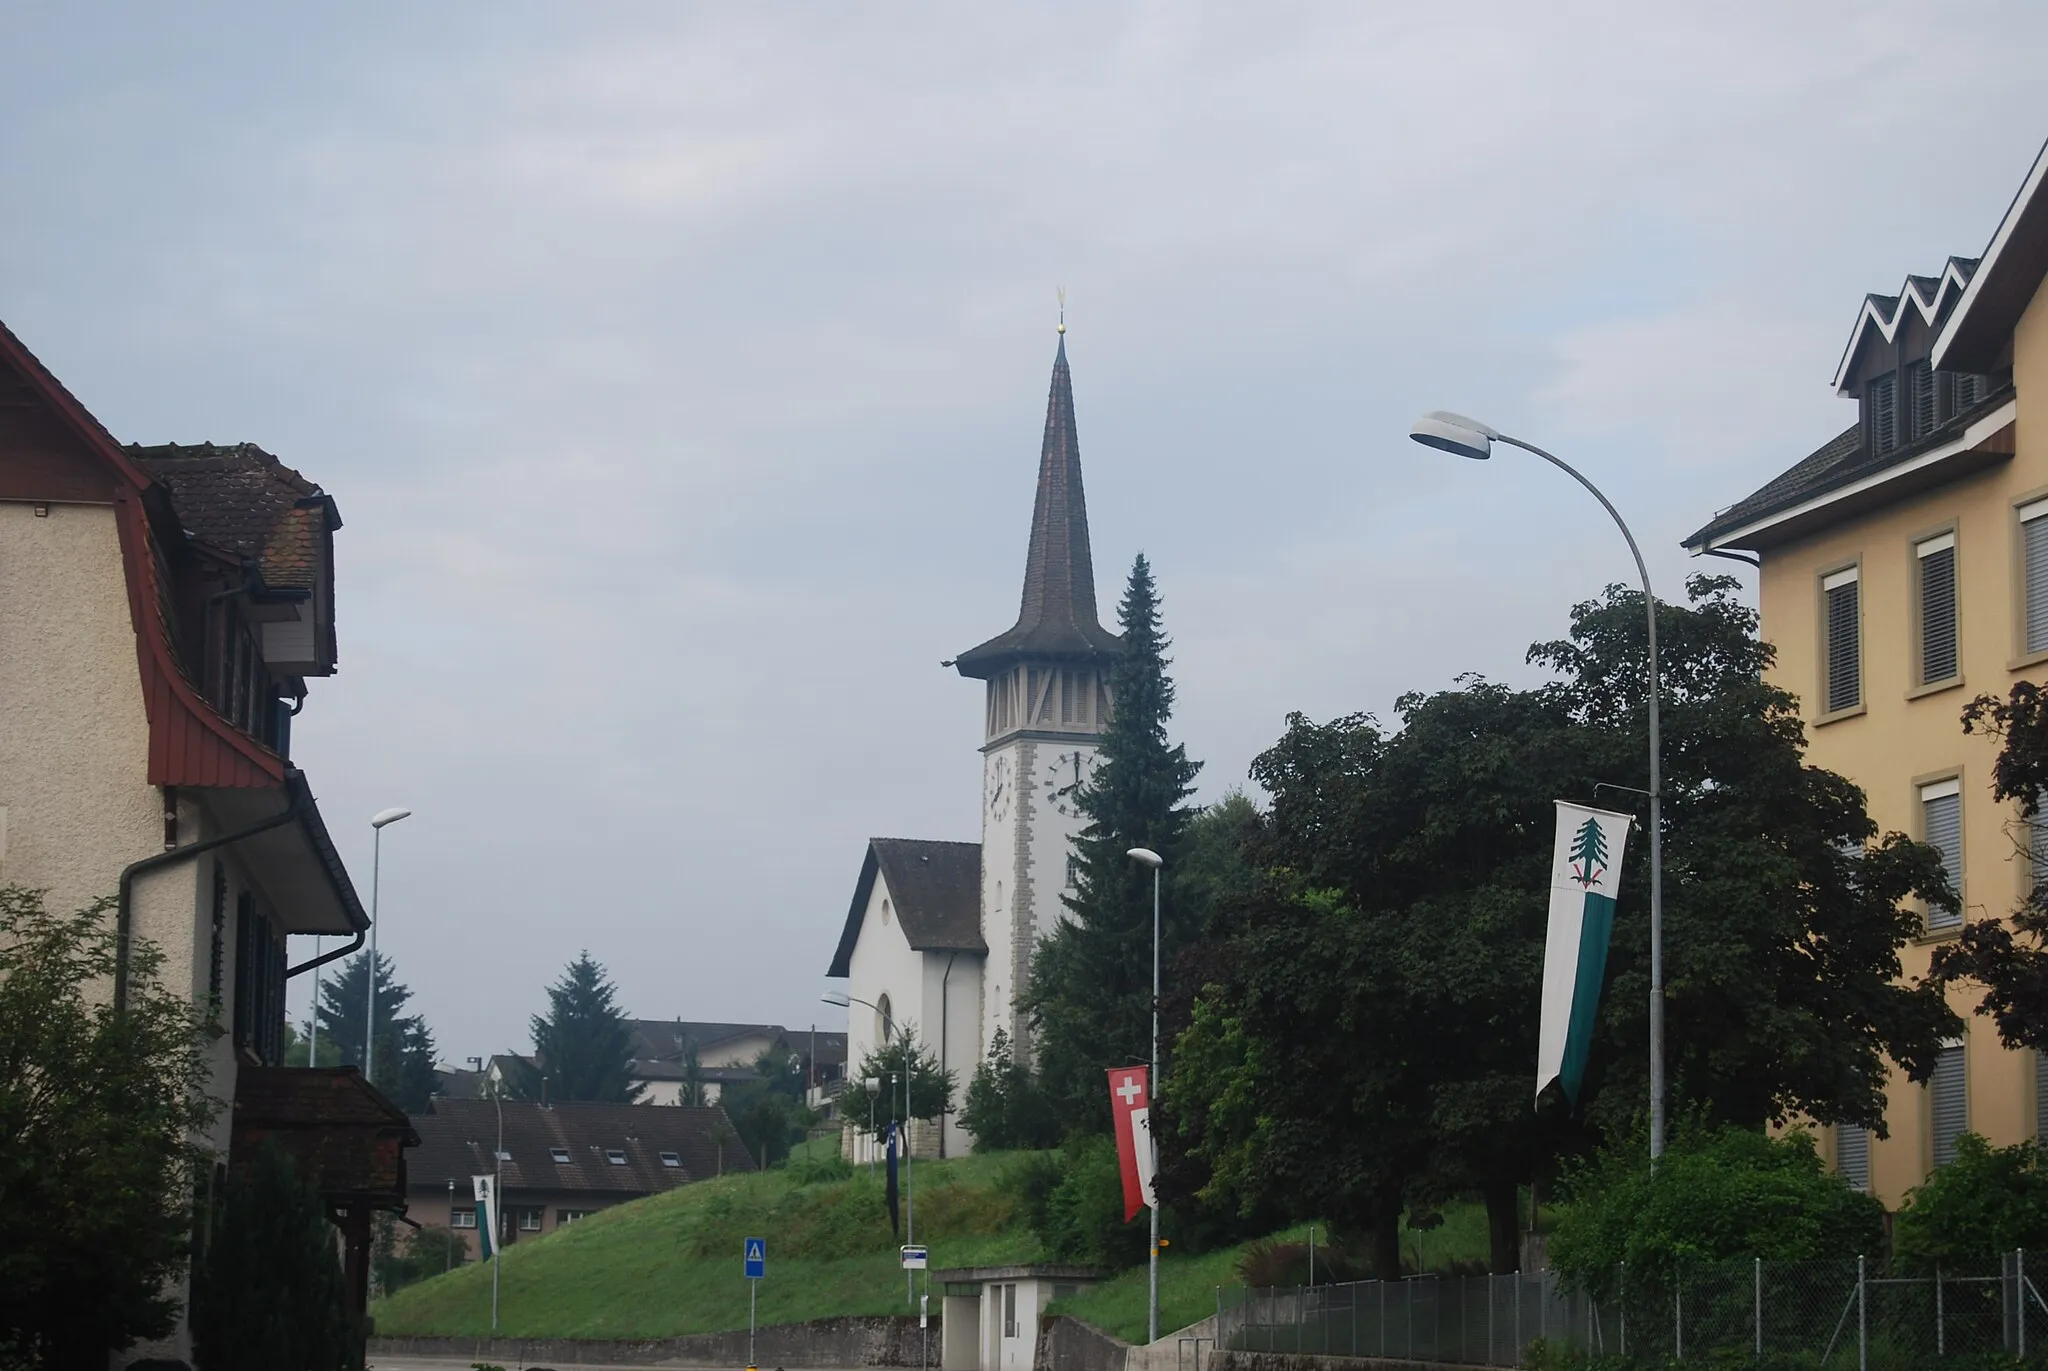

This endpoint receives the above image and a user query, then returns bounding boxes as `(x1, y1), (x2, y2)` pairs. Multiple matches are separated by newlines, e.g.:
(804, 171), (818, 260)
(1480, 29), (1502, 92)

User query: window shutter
(1867, 373), (1898, 453)
(1917, 536), (1958, 684)
(1930, 1042), (1967, 1167)
(1954, 372), (1983, 410)
(1908, 360), (1938, 438)
(1824, 572), (1861, 712)
(2025, 506), (2048, 655)
(1921, 783), (1964, 930)
(1836, 1124), (1870, 1191)
(2032, 795), (2048, 895)
(2038, 1049), (2048, 1150)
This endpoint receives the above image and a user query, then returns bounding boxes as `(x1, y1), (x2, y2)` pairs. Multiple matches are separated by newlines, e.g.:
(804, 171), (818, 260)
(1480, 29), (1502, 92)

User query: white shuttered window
(2023, 499), (2048, 655)
(1836, 1125), (1870, 1191)
(1921, 779), (1964, 931)
(1917, 533), (1958, 685)
(1824, 567), (1862, 713)
(1931, 1041), (1967, 1168)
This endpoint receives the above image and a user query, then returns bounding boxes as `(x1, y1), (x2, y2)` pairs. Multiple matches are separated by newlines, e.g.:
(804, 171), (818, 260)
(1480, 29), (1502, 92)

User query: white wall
(845, 866), (930, 1159)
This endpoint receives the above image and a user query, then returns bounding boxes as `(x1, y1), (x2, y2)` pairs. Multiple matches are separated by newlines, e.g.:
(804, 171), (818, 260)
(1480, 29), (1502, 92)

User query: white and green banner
(1536, 801), (1633, 1106)
(473, 1174), (499, 1258)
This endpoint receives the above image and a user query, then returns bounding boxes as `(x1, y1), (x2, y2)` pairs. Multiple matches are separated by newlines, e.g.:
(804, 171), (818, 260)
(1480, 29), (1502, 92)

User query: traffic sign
(900, 1244), (929, 1270)
(744, 1237), (766, 1279)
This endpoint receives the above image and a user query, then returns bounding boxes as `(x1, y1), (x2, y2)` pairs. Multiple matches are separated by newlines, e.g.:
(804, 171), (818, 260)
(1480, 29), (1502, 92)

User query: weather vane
(1057, 285), (1066, 335)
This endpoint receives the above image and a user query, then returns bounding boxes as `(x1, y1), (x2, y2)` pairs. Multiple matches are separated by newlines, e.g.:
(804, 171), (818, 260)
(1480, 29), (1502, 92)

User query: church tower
(953, 331), (1123, 1063)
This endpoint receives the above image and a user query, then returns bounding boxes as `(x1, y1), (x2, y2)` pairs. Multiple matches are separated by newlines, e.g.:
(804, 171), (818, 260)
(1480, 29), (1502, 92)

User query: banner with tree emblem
(1537, 801), (1633, 1105)
(473, 1174), (499, 1259)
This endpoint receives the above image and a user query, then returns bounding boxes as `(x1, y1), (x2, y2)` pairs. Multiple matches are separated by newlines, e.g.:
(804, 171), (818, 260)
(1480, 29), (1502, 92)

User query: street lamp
(363, 806), (413, 1088)
(826, 988), (917, 1301)
(1407, 410), (1667, 1161)
(862, 1076), (880, 1174)
(1126, 846), (1164, 1344)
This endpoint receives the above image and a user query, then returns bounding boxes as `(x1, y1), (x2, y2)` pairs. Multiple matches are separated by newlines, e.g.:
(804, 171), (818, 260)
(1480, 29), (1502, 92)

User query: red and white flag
(1106, 1066), (1157, 1222)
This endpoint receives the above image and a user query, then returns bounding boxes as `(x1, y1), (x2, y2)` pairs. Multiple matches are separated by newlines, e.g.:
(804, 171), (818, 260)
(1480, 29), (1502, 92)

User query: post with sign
(744, 1236), (766, 1371)
(902, 1245), (929, 1371)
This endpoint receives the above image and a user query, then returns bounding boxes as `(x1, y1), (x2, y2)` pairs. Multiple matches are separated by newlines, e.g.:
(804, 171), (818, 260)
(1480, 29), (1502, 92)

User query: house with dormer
(826, 333), (1124, 1158)
(0, 318), (413, 1357)
(1685, 138), (2048, 1206)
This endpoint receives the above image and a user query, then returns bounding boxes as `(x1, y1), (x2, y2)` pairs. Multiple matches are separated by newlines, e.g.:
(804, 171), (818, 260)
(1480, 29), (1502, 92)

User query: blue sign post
(744, 1237), (766, 1369)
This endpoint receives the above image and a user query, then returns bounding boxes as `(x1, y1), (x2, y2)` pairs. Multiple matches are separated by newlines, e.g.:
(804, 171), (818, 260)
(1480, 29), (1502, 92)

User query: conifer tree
(512, 951), (643, 1103)
(1026, 553), (1201, 1133)
(314, 951), (438, 1112)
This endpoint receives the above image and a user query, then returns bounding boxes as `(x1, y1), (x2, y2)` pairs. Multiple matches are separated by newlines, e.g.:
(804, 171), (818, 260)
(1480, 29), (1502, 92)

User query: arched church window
(881, 898), (892, 925)
(876, 993), (895, 1044)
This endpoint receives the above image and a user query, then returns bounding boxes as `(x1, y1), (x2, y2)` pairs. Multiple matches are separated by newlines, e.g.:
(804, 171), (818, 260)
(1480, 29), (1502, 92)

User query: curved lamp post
(1407, 411), (1666, 1162)
(825, 989), (917, 1302)
(1126, 846), (1164, 1342)
(362, 806), (413, 1087)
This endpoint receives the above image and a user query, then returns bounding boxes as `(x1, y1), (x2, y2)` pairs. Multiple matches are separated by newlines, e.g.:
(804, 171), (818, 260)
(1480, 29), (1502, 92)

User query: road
(370, 1359), (860, 1371)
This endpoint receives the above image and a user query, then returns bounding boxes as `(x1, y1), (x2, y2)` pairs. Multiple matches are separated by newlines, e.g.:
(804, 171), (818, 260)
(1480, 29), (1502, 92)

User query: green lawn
(373, 1150), (1041, 1338)
(375, 1148), (1502, 1343)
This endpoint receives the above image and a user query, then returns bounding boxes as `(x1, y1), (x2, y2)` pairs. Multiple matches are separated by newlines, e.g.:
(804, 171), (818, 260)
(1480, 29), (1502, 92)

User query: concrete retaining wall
(370, 1314), (931, 1367)
(1034, 1315), (1128, 1371)
(1213, 1351), (1494, 1371)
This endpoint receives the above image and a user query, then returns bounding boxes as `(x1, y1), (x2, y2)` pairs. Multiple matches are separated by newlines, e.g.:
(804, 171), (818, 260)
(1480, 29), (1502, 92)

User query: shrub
(1025, 1135), (1149, 1269)
(961, 1028), (1063, 1151)
(1894, 1132), (2048, 1274)
(1548, 1123), (1883, 1300)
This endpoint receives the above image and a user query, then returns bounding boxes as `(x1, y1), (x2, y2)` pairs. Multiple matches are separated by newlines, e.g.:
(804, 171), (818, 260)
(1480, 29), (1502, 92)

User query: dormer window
(1866, 372), (1899, 454)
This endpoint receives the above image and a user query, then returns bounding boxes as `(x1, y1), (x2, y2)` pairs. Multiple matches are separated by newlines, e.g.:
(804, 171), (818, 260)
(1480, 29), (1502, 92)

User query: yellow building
(1685, 140), (2048, 1208)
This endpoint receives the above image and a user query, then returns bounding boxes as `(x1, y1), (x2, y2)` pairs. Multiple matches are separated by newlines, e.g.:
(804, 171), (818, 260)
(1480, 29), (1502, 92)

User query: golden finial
(1057, 286), (1066, 335)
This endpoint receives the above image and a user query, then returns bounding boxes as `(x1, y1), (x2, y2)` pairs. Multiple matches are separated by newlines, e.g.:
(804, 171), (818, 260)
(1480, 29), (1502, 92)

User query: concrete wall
(371, 1314), (932, 1366)
(1755, 283), (2048, 1207)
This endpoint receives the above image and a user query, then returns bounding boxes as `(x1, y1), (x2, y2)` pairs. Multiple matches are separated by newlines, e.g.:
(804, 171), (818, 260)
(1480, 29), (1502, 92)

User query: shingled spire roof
(954, 336), (1123, 679)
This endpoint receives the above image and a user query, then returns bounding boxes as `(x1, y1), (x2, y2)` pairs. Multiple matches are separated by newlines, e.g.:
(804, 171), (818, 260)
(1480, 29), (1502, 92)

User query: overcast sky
(4, 3), (2044, 1062)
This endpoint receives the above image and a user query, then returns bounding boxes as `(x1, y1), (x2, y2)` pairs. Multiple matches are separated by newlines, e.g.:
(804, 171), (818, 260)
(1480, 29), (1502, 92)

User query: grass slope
(374, 1152), (1038, 1338)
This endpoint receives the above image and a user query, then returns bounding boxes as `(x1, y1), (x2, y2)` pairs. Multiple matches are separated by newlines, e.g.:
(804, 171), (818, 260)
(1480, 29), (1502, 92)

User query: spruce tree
(513, 952), (643, 1103)
(1026, 553), (1201, 1133)
(314, 951), (438, 1112)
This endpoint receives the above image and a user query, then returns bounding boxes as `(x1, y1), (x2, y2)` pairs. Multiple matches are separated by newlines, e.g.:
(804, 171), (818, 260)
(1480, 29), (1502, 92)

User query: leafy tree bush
(1547, 1123), (1883, 1300)
(840, 1032), (954, 1137)
(190, 1141), (359, 1371)
(1024, 1134), (1148, 1269)
(372, 1216), (466, 1297)
(1893, 1132), (2048, 1274)
(723, 1046), (815, 1168)
(961, 1028), (1061, 1151)
(0, 886), (215, 1368)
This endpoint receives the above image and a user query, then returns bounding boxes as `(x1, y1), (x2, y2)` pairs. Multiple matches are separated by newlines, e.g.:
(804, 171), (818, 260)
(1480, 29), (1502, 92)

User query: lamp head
(1126, 847), (1164, 869)
(821, 991), (852, 1009)
(1408, 410), (1497, 461)
(370, 807), (413, 829)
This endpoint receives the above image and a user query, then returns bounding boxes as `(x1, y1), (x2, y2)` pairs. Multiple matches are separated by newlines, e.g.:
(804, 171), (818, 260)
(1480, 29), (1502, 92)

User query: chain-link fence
(1216, 1250), (2048, 1367)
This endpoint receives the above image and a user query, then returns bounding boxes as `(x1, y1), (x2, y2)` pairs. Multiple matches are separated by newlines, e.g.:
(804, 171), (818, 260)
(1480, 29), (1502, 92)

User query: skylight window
(550, 1147), (571, 1164)
(495, 1150), (512, 1162)
(659, 1151), (681, 1168)
(606, 1148), (627, 1165)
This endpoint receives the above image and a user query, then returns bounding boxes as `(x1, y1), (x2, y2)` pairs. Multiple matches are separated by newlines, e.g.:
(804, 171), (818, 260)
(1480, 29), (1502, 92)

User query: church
(825, 330), (1124, 1159)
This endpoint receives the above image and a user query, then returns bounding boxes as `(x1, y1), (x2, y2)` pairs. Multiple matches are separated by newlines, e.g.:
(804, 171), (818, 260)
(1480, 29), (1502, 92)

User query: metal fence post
(2021, 1248), (2028, 1359)
(1936, 1263), (1944, 1357)
(1619, 1261), (1626, 1360)
(1857, 1254), (1867, 1371)
(1515, 1271), (1522, 1359)
(1755, 1256), (1763, 1359)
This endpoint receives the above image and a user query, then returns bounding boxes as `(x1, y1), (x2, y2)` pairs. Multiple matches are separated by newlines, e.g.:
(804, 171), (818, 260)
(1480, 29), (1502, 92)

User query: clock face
(986, 755), (1013, 822)
(1041, 749), (1096, 819)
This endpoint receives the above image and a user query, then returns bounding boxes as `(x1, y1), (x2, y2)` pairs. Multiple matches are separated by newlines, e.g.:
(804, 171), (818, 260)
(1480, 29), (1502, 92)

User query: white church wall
(920, 946), (983, 1157)
(844, 868), (929, 1163)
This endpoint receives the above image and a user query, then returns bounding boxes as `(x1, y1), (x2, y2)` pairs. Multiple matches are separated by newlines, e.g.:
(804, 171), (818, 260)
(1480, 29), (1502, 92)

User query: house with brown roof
(0, 318), (413, 1356)
(407, 1098), (754, 1258)
(826, 334), (1126, 1159)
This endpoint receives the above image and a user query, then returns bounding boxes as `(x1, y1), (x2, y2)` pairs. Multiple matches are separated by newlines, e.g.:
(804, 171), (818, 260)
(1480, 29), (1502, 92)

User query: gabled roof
(627, 1019), (787, 1062)
(1938, 133), (2048, 373)
(1684, 386), (2016, 553)
(826, 837), (984, 978)
(954, 337), (1123, 678)
(1831, 257), (1978, 392)
(408, 1098), (753, 1195)
(130, 442), (338, 592)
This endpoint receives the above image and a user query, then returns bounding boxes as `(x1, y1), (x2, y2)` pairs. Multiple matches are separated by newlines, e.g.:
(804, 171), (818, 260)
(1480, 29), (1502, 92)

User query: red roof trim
(0, 320), (158, 493)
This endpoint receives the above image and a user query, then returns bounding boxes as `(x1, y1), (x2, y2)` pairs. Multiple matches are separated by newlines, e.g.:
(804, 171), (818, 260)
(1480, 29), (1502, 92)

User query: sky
(4, 2), (2046, 1063)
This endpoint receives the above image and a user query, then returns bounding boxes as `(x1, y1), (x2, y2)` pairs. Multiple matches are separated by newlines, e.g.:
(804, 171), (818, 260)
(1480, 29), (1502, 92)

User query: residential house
(0, 320), (412, 1353)
(1686, 136), (2048, 1205)
(407, 1098), (754, 1258)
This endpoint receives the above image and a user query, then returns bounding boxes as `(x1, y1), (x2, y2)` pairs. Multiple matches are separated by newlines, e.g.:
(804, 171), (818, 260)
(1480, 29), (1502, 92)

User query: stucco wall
(846, 867), (943, 1161)
(1753, 283), (2048, 1207)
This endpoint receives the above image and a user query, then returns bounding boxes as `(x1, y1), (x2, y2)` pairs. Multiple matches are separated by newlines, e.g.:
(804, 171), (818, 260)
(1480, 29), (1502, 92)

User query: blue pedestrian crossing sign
(744, 1237), (766, 1279)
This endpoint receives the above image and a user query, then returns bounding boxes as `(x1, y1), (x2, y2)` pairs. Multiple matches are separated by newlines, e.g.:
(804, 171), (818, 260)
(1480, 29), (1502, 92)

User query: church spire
(954, 332), (1124, 680)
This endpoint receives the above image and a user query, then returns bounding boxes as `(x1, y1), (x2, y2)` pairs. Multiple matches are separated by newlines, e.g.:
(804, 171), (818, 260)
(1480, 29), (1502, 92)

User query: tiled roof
(230, 1066), (416, 1203)
(1684, 384), (2015, 551)
(826, 837), (984, 978)
(407, 1098), (754, 1197)
(129, 441), (333, 591)
(955, 338), (1123, 677)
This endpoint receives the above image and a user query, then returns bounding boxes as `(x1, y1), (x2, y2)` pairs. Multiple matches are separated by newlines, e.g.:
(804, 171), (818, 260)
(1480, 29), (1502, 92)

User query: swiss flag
(1106, 1066), (1157, 1222)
